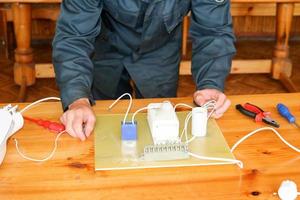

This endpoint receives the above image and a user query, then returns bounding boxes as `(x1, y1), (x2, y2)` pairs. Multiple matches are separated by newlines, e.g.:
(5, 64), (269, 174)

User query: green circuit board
(95, 111), (237, 170)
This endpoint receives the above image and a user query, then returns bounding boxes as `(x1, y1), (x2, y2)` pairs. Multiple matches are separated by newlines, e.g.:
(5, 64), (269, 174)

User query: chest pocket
(163, 0), (191, 33)
(103, 1), (140, 28)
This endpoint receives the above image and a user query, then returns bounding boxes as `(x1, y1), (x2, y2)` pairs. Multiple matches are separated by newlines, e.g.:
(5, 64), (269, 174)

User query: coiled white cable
(14, 97), (64, 162)
(177, 100), (217, 143)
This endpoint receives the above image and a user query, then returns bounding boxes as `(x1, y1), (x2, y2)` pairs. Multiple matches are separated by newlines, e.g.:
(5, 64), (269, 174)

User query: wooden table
(0, 93), (300, 199)
(0, 0), (300, 101)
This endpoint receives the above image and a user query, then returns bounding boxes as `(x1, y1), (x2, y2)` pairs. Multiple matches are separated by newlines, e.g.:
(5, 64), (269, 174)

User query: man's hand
(60, 98), (96, 141)
(193, 89), (231, 119)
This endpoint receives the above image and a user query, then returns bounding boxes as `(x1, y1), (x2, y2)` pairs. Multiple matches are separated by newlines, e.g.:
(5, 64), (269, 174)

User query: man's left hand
(193, 89), (231, 119)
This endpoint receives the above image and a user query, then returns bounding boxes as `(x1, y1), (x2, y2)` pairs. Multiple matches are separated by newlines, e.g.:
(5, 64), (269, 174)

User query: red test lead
(24, 116), (65, 133)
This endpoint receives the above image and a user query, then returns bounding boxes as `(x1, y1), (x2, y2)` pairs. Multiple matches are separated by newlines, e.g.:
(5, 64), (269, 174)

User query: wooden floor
(0, 39), (300, 103)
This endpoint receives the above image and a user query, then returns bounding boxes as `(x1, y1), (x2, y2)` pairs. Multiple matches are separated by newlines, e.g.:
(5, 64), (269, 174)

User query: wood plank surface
(0, 93), (300, 199)
(35, 60), (273, 78)
(180, 60), (272, 75)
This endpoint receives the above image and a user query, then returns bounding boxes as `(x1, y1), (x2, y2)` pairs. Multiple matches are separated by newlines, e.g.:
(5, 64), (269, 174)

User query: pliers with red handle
(235, 103), (280, 128)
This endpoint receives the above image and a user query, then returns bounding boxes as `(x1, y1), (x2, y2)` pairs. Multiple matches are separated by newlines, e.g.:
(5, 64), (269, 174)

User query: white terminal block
(192, 107), (208, 137)
(0, 105), (24, 165)
(147, 101), (179, 144)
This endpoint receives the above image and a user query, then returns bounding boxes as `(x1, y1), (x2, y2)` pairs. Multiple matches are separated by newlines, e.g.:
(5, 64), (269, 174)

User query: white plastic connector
(0, 105), (24, 165)
(191, 107), (208, 137)
(147, 101), (179, 144)
(278, 180), (299, 200)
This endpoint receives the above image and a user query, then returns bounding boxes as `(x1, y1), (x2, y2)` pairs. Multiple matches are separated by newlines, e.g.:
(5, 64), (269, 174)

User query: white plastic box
(147, 102), (179, 144)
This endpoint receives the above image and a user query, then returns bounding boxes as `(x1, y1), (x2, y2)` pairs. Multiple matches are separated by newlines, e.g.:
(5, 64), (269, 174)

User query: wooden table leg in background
(272, 2), (298, 92)
(0, 8), (9, 60)
(12, 3), (35, 102)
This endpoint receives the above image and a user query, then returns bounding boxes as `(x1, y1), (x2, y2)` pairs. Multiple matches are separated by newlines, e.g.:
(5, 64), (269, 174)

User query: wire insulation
(132, 107), (148, 124)
(230, 127), (300, 153)
(180, 100), (217, 143)
(20, 97), (61, 113)
(108, 93), (132, 123)
(14, 131), (65, 162)
(188, 152), (243, 168)
(174, 103), (193, 110)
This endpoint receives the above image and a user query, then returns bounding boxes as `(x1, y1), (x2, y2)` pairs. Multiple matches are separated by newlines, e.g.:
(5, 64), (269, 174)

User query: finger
(84, 115), (96, 138)
(214, 93), (226, 111)
(72, 114), (86, 141)
(212, 112), (223, 119)
(194, 93), (207, 106)
(65, 112), (77, 138)
(215, 99), (231, 115)
(60, 114), (66, 124)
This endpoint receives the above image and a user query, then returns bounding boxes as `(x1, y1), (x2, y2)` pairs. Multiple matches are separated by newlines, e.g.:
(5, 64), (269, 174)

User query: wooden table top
(0, 93), (300, 199)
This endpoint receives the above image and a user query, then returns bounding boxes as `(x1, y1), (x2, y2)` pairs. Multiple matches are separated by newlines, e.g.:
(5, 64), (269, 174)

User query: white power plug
(0, 104), (24, 165)
(278, 180), (299, 200)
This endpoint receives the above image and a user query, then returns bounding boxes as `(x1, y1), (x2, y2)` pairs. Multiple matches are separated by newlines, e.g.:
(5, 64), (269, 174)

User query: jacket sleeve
(52, 0), (102, 110)
(190, 0), (236, 91)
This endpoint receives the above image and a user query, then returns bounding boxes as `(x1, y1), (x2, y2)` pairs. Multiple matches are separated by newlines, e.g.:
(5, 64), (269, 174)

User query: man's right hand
(60, 98), (96, 141)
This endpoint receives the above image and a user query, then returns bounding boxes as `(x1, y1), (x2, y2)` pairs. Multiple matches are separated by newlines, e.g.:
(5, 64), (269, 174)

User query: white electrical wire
(19, 97), (61, 113)
(202, 100), (217, 108)
(188, 152), (243, 168)
(14, 131), (65, 162)
(179, 100), (216, 143)
(108, 93), (132, 124)
(182, 111), (192, 141)
(230, 127), (300, 153)
(185, 135), (196, 144)
(174, 103), (193, 110)
(131, 106), (148, 124)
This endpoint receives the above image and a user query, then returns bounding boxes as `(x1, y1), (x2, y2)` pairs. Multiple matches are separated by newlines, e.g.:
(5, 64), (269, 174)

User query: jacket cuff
(60, 86), (95, 111)
(196, 82), (224, 92)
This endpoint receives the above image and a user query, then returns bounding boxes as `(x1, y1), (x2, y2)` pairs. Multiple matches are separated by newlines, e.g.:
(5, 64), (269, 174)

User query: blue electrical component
(121, 121), (137, 140)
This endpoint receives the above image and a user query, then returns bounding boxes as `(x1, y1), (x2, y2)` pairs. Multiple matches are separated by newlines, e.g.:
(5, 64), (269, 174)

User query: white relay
(147, 101), (179, 144)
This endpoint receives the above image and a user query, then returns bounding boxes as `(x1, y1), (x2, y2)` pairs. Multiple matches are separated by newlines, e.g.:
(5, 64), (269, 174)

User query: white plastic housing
(192, 107), (208, 137)
(0, 105), (24, 165)
(147, 102), (179, 144)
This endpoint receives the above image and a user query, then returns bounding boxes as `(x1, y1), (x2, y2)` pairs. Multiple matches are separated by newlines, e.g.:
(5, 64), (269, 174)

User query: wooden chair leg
(272, 3), (297, 92)
(17, 75), (27, 102)
(0, 8), (9, 60)
(181, 16), (189, 60)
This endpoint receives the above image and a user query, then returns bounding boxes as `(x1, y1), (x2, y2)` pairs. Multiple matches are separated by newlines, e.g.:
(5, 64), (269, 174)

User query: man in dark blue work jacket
(52, 0), (236, 141)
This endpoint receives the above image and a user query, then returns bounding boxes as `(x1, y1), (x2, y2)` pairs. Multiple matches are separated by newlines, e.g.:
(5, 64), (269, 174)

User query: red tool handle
(244, 103), (264, 114)
(24, 116), (65, 133)
(243, 103), (271, 122)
